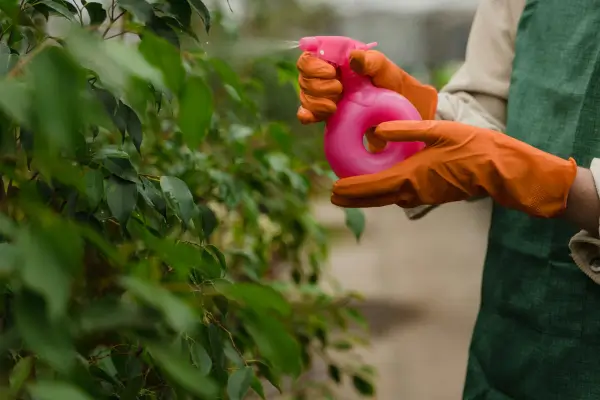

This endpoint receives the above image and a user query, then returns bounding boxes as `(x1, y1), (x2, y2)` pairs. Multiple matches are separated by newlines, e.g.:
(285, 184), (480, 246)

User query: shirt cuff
(569, 158), (600, 283)
(569, 231), (600, 284)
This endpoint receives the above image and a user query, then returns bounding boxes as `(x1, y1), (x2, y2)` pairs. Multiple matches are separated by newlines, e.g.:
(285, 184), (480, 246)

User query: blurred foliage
(237, 0), (339, 38)
(430, 62), (461, 90)
(0, 0), (374, 399)
(192, 1), (340, 168)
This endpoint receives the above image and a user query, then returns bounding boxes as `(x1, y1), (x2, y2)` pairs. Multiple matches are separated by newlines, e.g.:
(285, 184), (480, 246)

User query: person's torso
(464, 0), (600, 398)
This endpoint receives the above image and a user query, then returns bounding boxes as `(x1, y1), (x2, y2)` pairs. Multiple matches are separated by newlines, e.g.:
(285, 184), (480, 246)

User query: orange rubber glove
(296, 50), (438, 149)
(331, 120), (578, 218)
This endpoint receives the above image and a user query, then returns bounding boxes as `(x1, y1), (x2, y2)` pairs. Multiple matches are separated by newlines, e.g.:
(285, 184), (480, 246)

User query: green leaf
(332, 339), (353, 351)
(190, 341), (212, 375)
(198, 204), (217, 238)
(160, 176), (197, 226)
(352, 375), (375, 397)
(197, 247), (225, 279)
(328, 364), (341, 383)
(0, 43), (18, 77)
(0, 329), (19, 358)
(15, 291), (76, 372)
(203, 245), (226, 274)
(210, 58), (243, 92)
(227, 367), (253, 400)
(65, 28), (164, 95)
(9, 356), (34, 394)
(268, 122), (292, 154)
(344, 307), (369, 330)
(0, 80), (30, 124)
(178, 76), (213, 148)
(140, 177), (167, 216)
(97, 153), (138, 182)
(0, 0), (18, 18)
(84, 169), (104, 209)
(30, 46), (85, 153)
(0, 214), (17, 238)
(113, 101), (129, 138)
(131, 223), (221, 279)
(120, 276), (197, 333)
(125, 106), (143, 153)
(84, 2), (106, 25)
(148, 15), (180, 48)
(223, 341), (244, 367)
(39, 0), (77, 21)
(256, 363), (281, 393)
(93, 85), (117, 115)
(90, 346), (119, 384)
(116, 0), (152, 22)
(123, 77), (154, 120)
(0, 242), (17, 275)
(28, 381), (93, 400)
(250, 375), (266, 399)
(165, 0), (192, 28)
(120, 375), (144, 400)
(187, 0), (211, 32)
(106, 176), (138, 224)
(147, 343), (218, 398)
(241, 311), (301, 377)
(206, 323), (227, 384)
(77, 300), (149, 334)
(216, 282), (291, 317)
(16, 223), (81, 319)
(139, 32), (185, 93)
(344, 208), (365, 241)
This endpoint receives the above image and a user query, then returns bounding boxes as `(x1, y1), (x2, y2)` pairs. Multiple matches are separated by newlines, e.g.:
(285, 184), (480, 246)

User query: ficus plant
(0, 0), (373, 399)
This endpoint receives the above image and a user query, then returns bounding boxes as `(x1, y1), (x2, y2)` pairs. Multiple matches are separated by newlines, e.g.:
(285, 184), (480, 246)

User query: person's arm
(437, 0), (525, 129)
(404, 0), (525, 220)
(568, 159), (600, 283)
(565, 166), (600, 235)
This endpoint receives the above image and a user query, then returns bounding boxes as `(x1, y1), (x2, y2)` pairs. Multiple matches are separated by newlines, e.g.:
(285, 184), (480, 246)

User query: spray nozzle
(298, 36), (377, 67)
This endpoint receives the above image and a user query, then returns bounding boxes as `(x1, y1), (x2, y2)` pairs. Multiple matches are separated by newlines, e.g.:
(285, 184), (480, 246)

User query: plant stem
(105, 30), (131, 40)
(8, 39), (51, 78)
(102, 1), (125, 38)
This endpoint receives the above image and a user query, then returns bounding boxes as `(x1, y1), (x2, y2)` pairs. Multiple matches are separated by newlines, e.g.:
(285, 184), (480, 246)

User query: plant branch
(206, 313), (248, 367)
(102, 2), (125, 38)
(105, 30), (131, 40)
(8, 39), (51, 78)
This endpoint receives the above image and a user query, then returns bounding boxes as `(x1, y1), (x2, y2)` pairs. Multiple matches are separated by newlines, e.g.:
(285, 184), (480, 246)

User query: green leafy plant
(0, 0), (373, 399)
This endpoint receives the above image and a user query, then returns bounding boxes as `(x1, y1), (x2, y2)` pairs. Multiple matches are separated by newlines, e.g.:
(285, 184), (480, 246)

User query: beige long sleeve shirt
(405, 0), (600, 283)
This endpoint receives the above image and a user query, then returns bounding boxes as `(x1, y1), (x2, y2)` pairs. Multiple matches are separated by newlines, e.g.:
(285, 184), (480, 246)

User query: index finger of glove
(331, 193), (402, 208)
(374, 120), (444, 146)
(297, 52), (337, 79)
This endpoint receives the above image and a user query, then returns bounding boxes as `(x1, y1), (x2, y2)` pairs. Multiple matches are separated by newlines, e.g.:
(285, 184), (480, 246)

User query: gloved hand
(296, 50), (438, 150)
(331, 120), (578, 218)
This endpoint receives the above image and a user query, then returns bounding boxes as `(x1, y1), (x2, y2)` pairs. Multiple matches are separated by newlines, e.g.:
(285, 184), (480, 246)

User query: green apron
(463, 0), (600, 399)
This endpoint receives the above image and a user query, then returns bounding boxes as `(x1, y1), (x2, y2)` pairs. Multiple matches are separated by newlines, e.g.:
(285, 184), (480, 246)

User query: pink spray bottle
(298, 36), (425, 179)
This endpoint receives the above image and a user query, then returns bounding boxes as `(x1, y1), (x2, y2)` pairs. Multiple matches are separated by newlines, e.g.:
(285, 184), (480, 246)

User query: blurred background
(199, 0), (492, 398)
